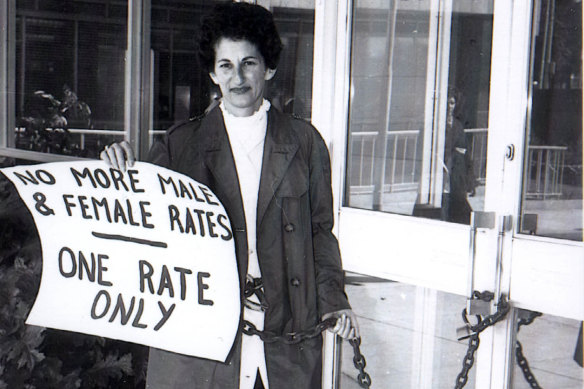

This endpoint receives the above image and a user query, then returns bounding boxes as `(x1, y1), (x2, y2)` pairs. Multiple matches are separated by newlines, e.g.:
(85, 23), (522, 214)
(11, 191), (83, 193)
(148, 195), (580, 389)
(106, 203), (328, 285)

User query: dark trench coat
(145, 105), (350, 389)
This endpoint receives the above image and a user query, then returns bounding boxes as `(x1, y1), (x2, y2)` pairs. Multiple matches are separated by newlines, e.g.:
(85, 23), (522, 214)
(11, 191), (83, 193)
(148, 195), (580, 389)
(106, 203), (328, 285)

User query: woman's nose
(234, 66), (245, 83)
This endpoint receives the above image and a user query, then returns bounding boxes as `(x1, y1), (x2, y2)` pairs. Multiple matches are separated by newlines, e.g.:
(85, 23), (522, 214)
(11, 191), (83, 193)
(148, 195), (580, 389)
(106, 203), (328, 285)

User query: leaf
(59, 370), (82, 389)
(22, 326), (45, 351)
(83, 352), (133, 389)
(3, 326), (45, 370)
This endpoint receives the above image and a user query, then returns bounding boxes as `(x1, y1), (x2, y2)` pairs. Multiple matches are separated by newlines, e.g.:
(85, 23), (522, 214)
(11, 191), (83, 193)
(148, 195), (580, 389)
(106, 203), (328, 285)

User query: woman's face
(209, 38), (276, 117)
(448, 96), (457, 111)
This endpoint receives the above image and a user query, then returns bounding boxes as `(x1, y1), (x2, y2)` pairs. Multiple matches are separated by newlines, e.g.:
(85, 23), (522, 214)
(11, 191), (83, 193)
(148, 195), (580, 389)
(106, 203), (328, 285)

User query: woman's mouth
(230, 86), (251, 94)
(229, 86), (251, 95)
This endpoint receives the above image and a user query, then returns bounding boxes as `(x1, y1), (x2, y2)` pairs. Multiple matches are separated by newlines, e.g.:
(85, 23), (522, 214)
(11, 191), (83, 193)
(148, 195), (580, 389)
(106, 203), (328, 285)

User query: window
(13, 0), (128, 159)
(2, 0), (315, 162)
(344, 1), (493, 225)
(520, 0), (582, 241)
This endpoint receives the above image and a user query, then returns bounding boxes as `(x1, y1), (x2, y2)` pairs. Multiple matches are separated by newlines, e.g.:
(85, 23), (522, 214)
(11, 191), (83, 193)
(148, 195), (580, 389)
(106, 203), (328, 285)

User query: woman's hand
(100, 141), (136, 172)
(322, 309), (360, 340)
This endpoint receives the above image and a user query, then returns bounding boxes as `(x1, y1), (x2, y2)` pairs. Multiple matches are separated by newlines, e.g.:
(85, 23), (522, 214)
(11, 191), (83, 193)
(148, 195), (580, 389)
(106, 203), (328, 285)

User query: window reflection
(150, 1), (215, 142)
(15, 1), (128, 158)
(11, 1), (315, 159)
(520, 0), (583, 241)
(344, 0), (493, 225)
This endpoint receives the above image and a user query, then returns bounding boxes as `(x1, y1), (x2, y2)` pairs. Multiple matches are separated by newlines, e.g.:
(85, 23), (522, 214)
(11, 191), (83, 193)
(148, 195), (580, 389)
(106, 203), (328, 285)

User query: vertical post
(125, 0), (152, 160)
(371, 2), (397, 211)
(0, 0), (15, 149)
(313, 0), (350, 387)
(322, 332), (343, 389)
(410, 287), (438, 389)
(419, 1), (442, 205)
(312, 0), (351, 224)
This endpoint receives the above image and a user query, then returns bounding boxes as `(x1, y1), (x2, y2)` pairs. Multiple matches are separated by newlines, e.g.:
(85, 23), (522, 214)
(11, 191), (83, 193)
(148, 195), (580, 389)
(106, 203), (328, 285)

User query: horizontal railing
(525, 145), (568, 199)
(13, 127), (167, 151)
(348, 127), (568, 201)
(348, 129), (419, 194)
(7, 127), (570, 201)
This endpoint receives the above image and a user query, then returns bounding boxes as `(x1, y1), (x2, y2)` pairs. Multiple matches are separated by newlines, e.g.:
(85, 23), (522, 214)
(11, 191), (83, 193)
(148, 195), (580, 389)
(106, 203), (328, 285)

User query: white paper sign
(0, 161), (240, 362)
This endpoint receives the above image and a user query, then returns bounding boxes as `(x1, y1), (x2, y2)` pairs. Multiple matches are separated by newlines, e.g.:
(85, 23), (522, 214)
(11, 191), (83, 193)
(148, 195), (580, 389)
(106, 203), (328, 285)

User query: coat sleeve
(147, 138), (171, 167)
(146, 120), (196, 168)
(307, 128), (351, 317)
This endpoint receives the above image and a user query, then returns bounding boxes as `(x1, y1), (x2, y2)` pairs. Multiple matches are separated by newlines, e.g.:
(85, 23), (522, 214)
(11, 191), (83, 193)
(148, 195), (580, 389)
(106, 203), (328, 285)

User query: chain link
(455, 334), (480, 388)
(516, 341), (542, 388)
(349, 337), (372, 388)
(454, 292), (511, 389)
(518, 310), (542, 329)
(242, 318), (337, 345)
(515, 310), (543, 389)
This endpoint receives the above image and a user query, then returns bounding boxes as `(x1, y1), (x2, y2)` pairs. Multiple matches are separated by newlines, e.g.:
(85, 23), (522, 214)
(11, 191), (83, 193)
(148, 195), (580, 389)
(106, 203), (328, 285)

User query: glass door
(323, 0), (583, 387)
(338, 0), (494, 301)
(495, 0), (583, 387)
(333, 1), (496, 387)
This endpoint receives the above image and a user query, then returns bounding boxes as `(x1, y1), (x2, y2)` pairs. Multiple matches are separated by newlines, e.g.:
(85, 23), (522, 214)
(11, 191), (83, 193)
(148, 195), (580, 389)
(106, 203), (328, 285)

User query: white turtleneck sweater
(220, 99), (270, 389)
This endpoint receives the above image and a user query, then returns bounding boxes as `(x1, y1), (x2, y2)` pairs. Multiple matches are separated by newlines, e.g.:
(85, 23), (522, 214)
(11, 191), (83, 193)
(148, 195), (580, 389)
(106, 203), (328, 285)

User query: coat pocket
(275, 163), (309, 198)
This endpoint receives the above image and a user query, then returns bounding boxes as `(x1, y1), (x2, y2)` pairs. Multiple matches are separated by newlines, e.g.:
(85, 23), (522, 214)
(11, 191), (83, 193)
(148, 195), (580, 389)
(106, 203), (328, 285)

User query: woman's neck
(222, 99), (264, 117)
(220, 99), (270, 121)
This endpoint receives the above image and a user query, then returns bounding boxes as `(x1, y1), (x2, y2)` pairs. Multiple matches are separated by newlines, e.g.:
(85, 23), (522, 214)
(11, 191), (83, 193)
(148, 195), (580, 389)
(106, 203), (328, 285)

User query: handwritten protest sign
(0, 161), (240, 362)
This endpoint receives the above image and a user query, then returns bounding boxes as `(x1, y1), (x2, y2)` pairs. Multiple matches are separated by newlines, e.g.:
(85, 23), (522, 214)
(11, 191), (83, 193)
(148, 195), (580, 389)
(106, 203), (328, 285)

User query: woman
(441, 87), (476, 224)
(101, 3), (358, 389)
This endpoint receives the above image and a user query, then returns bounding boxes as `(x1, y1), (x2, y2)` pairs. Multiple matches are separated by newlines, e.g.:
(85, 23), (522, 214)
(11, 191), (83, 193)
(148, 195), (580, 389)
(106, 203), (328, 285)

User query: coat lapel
(198, 108), (249, 284)
(200, 108), (246, 233)
(257, 109), (299, 227)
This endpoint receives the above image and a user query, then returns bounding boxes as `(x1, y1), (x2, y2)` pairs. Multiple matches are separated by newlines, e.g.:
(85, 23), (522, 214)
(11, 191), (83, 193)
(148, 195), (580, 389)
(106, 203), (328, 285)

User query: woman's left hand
(322, 309), (360, 340)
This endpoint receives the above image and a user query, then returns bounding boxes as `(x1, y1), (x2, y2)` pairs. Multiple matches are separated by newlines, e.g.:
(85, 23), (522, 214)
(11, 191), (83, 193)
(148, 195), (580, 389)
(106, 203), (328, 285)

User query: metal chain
(515, 310), (543, 389)
(455, 334), (480, 389)
(242, 317), (337, 345)
(518, 310), (542, 329)
(454, 292), (511, 389)
(516, 341), (542, 388)
(349, 337), (372, 388)
(242, 278), (371, 387)
(243, 318), (372, 388)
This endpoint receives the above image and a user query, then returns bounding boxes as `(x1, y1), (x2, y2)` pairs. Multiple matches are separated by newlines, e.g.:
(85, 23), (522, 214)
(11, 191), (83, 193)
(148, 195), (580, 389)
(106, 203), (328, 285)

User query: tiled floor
(337, 274), (583, 389)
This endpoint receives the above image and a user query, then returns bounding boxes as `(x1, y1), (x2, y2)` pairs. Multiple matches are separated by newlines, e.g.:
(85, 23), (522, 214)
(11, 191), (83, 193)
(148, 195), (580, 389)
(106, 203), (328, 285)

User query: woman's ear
(264, 68), (276, 81)
(209, 72), (219, 85)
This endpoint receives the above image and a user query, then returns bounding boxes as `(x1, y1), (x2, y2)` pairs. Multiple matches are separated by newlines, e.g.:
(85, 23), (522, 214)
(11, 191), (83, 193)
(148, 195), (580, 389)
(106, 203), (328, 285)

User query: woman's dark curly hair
(198, 2), (283, 72)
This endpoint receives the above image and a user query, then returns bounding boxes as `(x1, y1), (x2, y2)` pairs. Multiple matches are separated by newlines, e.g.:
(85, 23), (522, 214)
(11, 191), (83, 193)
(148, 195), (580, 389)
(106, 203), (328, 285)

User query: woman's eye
(243, 61), (257, 67)
(219, 63), (232, 69)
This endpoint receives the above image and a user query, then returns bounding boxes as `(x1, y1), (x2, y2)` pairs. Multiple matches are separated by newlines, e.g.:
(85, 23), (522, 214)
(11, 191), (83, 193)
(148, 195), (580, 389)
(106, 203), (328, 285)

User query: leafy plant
(0, 177), (147, 389)
(17, 85), (92, 157)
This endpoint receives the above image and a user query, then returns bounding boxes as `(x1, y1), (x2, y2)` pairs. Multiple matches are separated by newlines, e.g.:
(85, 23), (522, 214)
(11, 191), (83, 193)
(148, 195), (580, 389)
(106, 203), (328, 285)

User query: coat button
(284, 223), (294, 232)
(290, 277), (300, 287)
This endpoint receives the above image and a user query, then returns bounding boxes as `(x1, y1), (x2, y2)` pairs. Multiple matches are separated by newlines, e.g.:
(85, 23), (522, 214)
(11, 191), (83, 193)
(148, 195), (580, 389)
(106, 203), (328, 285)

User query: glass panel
(344, 0), (493, 225)
(150, 0), (314, 145)
(14, 0), (128, 158)
(512, 309), (583, 388)
(520, 0), (583, 241)
(340, 274), (475, 388)
(150, 1), (214, 143)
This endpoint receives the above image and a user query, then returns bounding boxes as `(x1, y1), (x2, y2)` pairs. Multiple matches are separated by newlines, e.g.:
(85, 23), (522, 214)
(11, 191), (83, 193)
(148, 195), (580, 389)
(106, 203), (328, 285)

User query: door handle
(466, 211), (495, 315)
